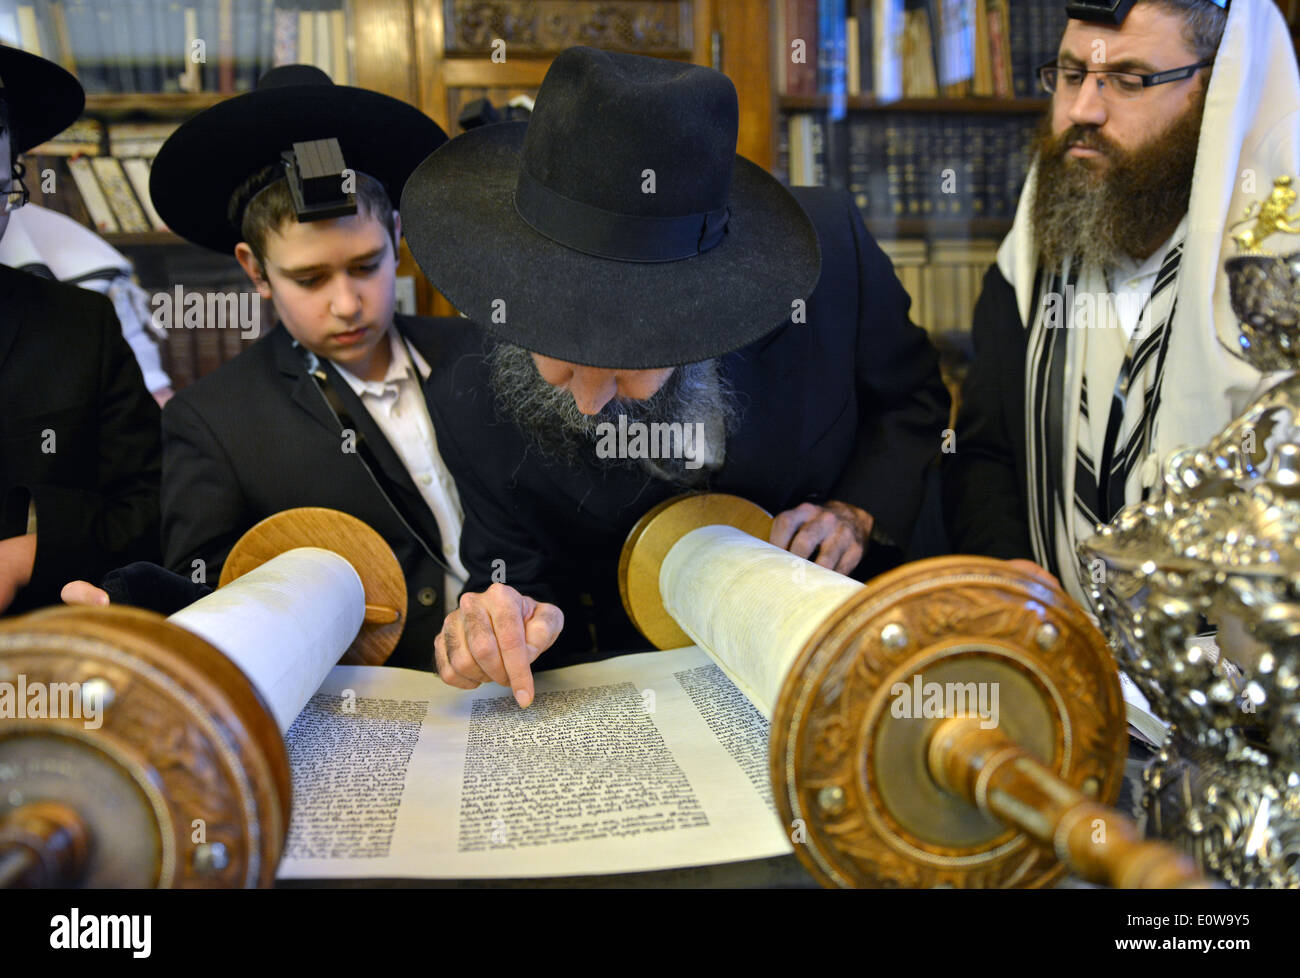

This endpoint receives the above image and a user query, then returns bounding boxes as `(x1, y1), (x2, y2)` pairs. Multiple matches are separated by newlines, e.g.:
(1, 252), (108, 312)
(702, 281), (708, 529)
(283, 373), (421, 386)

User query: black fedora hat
(400, 46), (821, 369)
(150, 65), (448, 253)
(0, 44), (85, 154)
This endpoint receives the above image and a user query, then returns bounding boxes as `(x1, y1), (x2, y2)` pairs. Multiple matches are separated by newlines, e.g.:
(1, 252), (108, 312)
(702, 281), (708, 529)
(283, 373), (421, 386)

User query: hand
(770, 500), (874, 575)
(0, 534), (37, 614)
(1005, 558), (1061, 589)
(434, 582), (564, 708)
(61, 580), (111, 606)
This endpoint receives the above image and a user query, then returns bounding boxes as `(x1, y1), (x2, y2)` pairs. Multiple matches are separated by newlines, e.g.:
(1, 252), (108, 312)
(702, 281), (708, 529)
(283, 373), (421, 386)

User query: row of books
(22, 118), (181, 233)
(878, 237), (998, 333)
(778, 111), (1037, 222)
(153, 246), (265, 388)
(779, 0), (1066, 100)
(0, 0), (350, 95)
(25, 153), (165, 233)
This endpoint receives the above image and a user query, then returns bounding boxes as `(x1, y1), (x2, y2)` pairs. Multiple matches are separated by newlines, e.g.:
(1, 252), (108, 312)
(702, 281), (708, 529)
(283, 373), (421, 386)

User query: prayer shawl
(998, 0), (1300, 607)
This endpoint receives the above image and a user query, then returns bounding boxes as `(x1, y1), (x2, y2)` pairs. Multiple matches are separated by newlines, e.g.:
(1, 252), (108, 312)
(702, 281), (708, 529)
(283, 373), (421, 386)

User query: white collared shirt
(1107, 218), (1185, 342)
(335, 329), (468, 606)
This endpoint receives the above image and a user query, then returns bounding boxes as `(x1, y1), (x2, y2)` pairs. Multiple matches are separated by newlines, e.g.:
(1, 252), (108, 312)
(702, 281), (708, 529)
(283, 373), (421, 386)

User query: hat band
(513, 167), (729, 263)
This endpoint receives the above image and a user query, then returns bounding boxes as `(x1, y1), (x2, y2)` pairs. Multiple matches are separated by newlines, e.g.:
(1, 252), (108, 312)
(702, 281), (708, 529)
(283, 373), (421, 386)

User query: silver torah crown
(1079, 231), (1300, 887)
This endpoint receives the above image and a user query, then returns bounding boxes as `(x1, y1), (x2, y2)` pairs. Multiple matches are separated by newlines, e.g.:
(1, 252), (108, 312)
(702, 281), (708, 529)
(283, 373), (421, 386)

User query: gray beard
(1033, 167), (1134, 274)
(485, 343), (742, 487)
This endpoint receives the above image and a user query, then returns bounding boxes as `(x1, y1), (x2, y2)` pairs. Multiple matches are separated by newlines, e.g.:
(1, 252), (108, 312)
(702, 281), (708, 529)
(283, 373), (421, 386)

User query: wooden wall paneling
(714, 0), (772, 172)
(350, 0), (419, 103)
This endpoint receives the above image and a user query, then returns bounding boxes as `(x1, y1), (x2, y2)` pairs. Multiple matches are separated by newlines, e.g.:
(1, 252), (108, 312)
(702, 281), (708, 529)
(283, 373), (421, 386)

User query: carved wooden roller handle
(928, 717), (1207, 889)
(0, 802), (90, 888)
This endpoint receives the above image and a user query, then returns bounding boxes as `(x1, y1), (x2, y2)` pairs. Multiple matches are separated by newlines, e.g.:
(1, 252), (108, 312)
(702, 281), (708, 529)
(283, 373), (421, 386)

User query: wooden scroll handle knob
(928, 717), (1207, 889)
(0, 802), (91, 888)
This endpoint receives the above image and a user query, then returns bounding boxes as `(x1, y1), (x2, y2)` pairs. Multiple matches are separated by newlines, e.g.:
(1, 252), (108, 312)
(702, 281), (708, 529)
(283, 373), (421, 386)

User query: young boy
(142, 65), (463, 670)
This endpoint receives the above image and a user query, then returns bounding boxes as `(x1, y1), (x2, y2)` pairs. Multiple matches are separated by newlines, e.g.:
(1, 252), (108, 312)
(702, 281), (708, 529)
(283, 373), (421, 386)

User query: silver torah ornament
(1078, 177), (1300, 888)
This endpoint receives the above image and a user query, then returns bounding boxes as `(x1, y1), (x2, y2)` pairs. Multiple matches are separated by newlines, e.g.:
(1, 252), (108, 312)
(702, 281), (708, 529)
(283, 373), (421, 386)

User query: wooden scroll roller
(0, 507), (405, 888)
(619, 493), (1205, 888)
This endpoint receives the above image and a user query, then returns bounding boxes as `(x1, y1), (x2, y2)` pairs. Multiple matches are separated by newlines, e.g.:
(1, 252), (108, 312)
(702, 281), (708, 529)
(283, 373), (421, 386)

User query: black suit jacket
(941, 262), (1036, 560)
(0, 263), (162, 613)
(160, 315), (463, 670)
(427, 186), (951, 668)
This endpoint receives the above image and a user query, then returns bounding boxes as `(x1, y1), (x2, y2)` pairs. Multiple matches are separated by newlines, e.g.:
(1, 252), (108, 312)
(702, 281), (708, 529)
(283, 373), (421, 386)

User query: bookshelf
(10, 1), (1293, 389)
(3, 0), (732, 387)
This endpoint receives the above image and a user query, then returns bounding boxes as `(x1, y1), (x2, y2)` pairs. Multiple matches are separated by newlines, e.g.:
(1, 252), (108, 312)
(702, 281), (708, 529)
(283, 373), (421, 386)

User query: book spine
(297, 8), (313, 70)
(785, 0), (818, 95)
(846, 15), (860, 95)
(973, 0), (993, 95)
(218, 0), (234, 92)
(874, 0), (903, 101)
(1009, 0), (1029, 96)
(987, 119), (1009, 217)
(313, 10), (330, 78)
(91, 155), (150, 232)
(16, 4), (44, 56)
(180, 5), (200, 92)
(968, 118), (986, 217)
(70, 0), (108, 92)
(153, 0), (178, 93)
(199, 0), (217, 90)
(68, 155), (120, 233)
(885, 118), (904, 219)
(817, 0), (847, 95)
(943, 117), (963, 217)
(870, 117), (890, 222)
(54, 157), (94, 227)
(852, 0), (874, 97)
(848, 116), (871, 215)
(987, 0), (1012, 97)
(256, 0), (275, 79)
(125, 0), (158, 91)
(1040, 0), (1065, 74)
(330, 8), (346, 83)
(810, 113), (827, 187)
(774, 113), (790, 185)
(121, 157), (168, 231)
(273, 7), (298, 66)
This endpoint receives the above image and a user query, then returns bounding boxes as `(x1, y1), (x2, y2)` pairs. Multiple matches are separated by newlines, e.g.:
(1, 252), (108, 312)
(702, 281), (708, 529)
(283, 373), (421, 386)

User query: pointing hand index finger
(487, 591), (536, 709)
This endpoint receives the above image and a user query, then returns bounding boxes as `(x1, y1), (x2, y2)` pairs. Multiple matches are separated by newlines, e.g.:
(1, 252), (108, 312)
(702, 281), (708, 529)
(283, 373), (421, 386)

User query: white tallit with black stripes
(1022, 228), (1185, 605)
(997, 0), (1298, 610)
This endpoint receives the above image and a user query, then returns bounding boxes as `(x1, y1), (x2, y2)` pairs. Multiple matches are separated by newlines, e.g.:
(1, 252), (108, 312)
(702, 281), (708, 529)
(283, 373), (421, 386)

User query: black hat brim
(150, 83), (448, 253)
(0, 45), (85, 154)
(400, 122), (822, 369)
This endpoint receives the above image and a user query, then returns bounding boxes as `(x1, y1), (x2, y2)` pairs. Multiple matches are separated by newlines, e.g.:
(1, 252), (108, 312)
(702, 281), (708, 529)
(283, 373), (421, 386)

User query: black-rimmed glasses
(3, 162), (30, 215)
(1038, 58), (1214, 99)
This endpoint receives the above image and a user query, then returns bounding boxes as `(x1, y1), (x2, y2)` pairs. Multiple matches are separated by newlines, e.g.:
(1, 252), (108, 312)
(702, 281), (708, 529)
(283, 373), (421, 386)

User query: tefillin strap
(296, 339), (451, 576)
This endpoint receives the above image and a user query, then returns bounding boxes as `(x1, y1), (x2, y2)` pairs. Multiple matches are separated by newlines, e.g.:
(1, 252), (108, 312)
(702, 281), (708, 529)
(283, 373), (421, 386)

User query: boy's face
(235, 208), (400, 374)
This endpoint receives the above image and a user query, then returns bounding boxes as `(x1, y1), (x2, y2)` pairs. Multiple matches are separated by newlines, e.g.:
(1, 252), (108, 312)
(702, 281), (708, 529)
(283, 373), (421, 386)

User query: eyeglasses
(1037, 59), (1214, 99)
(2, 162), (29, 214)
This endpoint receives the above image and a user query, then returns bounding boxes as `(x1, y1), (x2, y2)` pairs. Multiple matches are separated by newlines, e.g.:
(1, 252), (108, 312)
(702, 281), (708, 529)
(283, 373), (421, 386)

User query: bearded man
(943, 0), (1300, 608)
(400, 46), (951, 705)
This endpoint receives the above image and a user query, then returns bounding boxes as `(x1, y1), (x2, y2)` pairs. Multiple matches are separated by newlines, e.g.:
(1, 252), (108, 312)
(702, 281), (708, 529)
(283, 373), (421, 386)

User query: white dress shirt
(1107, 218), (1185, 342)
(335, 329), (468, 606)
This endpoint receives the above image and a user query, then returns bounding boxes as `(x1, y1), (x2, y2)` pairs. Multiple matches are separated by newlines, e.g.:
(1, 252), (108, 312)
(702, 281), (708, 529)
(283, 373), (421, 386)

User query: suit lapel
(274, 321), (446, 554)
(273, 324), (344, 439)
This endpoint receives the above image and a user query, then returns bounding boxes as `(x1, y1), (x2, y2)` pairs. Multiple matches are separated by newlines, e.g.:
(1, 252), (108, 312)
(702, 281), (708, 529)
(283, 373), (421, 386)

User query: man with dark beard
(400, 47), (950, 705)
(943, 0), (1297, 608)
